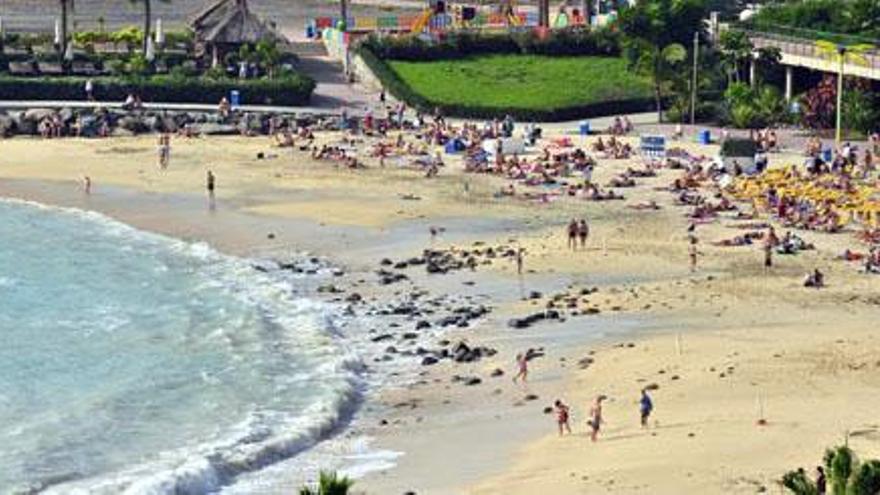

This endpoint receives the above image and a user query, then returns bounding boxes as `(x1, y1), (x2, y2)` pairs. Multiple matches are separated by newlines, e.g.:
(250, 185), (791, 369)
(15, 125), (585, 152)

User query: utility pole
(538, 0), (549, 28)
(340, 0), (348, 29)
(691, 31), (699, 125)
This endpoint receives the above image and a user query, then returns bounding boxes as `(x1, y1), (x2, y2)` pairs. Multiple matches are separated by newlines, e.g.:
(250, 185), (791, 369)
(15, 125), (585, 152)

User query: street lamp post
(835, 45), (845, 145)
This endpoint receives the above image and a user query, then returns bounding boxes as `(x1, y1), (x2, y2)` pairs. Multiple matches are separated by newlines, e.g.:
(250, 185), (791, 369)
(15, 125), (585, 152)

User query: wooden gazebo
(190, 0), (282, 66)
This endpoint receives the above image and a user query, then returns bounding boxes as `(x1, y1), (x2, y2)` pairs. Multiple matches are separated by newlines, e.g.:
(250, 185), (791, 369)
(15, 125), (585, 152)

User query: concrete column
(749, 60), (756, 87)
(784, 66), (793, 101)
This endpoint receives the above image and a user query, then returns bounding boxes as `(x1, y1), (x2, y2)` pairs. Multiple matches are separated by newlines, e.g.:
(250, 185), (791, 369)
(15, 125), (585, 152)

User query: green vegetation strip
(388, 55), (651, 111)
(0, 74), (315, 106)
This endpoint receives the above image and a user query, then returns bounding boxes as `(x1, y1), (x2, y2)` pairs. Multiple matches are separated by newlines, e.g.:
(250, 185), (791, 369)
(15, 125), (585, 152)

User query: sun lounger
(71, 61), (100, 76)
(8, 61), (38, 76)
(37, 61), (64, 75)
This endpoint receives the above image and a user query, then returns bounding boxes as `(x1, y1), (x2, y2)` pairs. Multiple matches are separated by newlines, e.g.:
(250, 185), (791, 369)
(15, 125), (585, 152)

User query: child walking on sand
(554, 400), (572, 436)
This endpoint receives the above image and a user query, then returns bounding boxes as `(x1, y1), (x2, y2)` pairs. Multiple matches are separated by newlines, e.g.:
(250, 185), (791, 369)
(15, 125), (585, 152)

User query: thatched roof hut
(190, 0), (281, 46)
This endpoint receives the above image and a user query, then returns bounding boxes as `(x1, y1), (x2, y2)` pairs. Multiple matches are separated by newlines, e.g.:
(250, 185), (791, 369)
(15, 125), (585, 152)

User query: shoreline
(2, 129), (880, 494)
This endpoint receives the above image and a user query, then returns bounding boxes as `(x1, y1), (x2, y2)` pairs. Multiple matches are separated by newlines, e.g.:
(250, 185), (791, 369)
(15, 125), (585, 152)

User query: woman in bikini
(513, 353), (528, 383)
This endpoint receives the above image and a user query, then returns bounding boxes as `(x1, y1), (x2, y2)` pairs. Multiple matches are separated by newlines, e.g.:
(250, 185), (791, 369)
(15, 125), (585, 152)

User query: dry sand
(1, 127), (879, 495)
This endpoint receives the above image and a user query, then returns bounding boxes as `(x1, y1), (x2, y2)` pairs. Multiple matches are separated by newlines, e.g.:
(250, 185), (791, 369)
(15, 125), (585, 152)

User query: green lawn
(387, 54), (653, 111)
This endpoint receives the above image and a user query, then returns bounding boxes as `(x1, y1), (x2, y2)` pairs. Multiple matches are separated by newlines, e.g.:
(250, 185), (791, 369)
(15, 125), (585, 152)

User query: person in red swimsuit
(554, 399), (572, 436)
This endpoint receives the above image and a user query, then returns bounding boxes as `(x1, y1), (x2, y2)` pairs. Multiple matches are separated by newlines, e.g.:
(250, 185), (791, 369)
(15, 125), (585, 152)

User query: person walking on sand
(815, 466), (826, 494)
(84, 78), (94, 101)
(157, 133), (171, 169)
(82, 175), (91, 195)
(589, 395), (606, 442)
(515, 247), (524, 275)
(513, 352), (528, 383)
(206, 170), (216, 210)
(567, 219), (578, 250)
(688, 237), (699, 272)
(763, 227), (777, 270)
(578, 219), (589, 249)
(640, 389), (653, 427)
(554, 400), (572, 436)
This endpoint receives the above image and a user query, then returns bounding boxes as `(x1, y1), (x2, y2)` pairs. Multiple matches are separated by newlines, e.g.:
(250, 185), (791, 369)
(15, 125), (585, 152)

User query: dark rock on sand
(371, 334), (394, 343)
(421, 356), (439, 366)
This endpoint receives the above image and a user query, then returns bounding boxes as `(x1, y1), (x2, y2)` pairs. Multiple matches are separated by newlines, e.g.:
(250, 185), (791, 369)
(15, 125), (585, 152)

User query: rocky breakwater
(0, 107), (341, 138)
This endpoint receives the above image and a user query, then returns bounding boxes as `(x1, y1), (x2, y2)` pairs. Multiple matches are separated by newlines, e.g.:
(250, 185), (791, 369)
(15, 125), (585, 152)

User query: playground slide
(411, 9), (433, 32)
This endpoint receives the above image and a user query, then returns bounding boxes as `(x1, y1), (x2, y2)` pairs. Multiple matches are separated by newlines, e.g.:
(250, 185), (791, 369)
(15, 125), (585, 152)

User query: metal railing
(729, 27), (880, 73)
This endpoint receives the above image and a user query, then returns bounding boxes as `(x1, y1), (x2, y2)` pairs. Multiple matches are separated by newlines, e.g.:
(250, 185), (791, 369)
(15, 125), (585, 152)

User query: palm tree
(299, 471), (353, 495)
(815, 40), (873, 145)
(129, 0), (170, 56)
(630, 41), (688, 122)
(719, 30), (753, 84)
(59, 0), (73, 57)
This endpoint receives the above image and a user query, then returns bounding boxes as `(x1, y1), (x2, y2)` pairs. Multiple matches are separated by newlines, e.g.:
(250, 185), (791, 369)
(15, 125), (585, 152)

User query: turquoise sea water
(0, 199), (359, 494)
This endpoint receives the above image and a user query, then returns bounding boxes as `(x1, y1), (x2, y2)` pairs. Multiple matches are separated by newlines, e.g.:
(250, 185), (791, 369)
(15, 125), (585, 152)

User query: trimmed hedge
(0, 74), (316, 106)
(358, 27), (622, 61)
(358, 45), (660, 122)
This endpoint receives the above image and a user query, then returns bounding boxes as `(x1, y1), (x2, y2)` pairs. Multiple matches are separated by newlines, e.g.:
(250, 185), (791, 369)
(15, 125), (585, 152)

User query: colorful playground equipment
(306, 1), (619, 37)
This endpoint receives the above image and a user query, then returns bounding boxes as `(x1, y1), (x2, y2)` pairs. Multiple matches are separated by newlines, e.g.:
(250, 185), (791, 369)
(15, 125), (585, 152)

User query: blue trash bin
(822, 148), (832, 162)
(698, 129), (711, 144)
(579, 121), (590, 136)
(444, 140), (458, 154)
(306, 25), (315, 38)
(230, 90), (240, 108)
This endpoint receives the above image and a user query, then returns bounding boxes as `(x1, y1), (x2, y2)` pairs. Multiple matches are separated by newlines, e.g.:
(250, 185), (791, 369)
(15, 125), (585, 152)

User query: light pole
(690, 31), (699, 125)
(340, 0), (348, 29)
(835, 45), (845, 146)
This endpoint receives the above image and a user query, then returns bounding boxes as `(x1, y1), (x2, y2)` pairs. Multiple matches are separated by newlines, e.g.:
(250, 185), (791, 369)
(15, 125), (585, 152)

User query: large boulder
(23, 108), (55, 123)
(118, 115), (148, 133)
(0, 114), (16, 137)
(194, 123), (238, 135)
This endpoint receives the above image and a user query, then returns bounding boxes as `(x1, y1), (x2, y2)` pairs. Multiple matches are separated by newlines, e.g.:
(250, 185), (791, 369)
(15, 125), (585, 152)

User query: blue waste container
(579, 121), (590, 136)
(444, 140), (458, 154)
(822, 148), (832, 162)
(306, 25), (315, 38)
(230, 90), (240, 108)
(698, 129), (711, 144)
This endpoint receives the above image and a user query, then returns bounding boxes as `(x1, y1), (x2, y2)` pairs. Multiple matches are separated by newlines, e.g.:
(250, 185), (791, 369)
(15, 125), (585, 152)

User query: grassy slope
(387, 54), (652, 111)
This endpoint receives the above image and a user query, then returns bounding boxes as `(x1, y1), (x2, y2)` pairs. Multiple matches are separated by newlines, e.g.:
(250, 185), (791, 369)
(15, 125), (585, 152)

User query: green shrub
(0, 74), (315, 106)
(299, 471), (353, 495)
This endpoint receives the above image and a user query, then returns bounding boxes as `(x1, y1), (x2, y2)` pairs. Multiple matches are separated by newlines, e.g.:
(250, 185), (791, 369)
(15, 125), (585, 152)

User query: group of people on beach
(552, 388), (653, 441)
(566, 219), (590, 250)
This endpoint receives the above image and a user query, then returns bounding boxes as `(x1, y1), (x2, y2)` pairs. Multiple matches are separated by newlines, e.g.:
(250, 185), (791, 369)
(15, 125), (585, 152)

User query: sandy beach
(2, 118), (879, 494)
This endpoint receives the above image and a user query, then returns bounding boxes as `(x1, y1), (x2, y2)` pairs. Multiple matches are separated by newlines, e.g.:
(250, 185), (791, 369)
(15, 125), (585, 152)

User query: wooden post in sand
(756, 392), (767, 426)
(675, 332), (683, 356)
